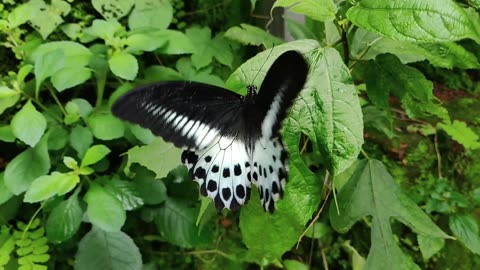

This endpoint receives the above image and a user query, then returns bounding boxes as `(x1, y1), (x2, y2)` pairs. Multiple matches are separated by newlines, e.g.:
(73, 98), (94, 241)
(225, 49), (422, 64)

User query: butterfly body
(112, 51), (308, 212)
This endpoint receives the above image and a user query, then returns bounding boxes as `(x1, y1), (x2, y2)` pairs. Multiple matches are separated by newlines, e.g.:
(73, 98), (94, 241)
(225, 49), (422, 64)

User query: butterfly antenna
(249, 46), (275, 91)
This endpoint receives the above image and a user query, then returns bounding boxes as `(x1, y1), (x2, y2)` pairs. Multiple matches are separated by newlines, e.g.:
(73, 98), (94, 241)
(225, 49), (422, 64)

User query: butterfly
(112, 50), (308, 212)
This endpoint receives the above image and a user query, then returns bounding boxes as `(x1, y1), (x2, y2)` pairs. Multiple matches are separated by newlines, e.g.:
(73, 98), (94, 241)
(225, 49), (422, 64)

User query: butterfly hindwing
(112, 81), (243, 150)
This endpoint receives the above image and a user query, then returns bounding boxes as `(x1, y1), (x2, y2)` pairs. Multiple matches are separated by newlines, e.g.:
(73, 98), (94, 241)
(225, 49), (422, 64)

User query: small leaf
(84, 183), (126, 232)
(347, 0), (480, 43)
(224, 24), (283, 48)
(283, 260), (309, 270)
(28, 0), (71, 39)
(0, 172), (14, 205)
(272, 0), (337, 22)
(81, 145), (111, 167)
(11, 101), (47, 147)
(51, 67), (91, 92)
(4, 135), (50, 195)
(104, 179), (144, 210)
(63, 156), (78, 170)
(92, 0), (134, 20)
(46, 193), (82, 243)
(0, 125), (15, 143)
(0, 87), (20, 115)
(70, 125), (93, 158)
(418, 235), (445, 260)
(125, 138), (182, 179)
(438, 120), (480, 150)
(47, 125), (69, 150)
(132, 166), (167, 205)
(108, 52), (138, 80)
(125, 33), (167, 53)
(75, 227), (142, 270)
(87, 109), (125, 140)
(24, 172), (80, 203)
(449, 214), (480, 255)
(128, 0), (172, 30)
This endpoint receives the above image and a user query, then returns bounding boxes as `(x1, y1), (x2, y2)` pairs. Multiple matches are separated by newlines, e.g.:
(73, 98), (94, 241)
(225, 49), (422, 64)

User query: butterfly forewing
(112, 51), (308, 212)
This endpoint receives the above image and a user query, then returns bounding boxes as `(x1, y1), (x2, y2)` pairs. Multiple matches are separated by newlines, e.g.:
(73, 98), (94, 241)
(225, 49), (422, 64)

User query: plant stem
(47, 85), (67, 115)
(434, 130), (443, 178)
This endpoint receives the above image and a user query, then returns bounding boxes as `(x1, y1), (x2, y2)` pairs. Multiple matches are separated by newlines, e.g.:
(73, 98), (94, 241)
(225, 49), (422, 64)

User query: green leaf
(156, 30), (195, 55)
(84, 183), (126, 232)
(63, 156), (78, 170)
(46, 193), (82, 243)
(0, 125), (15, 143)
(81, 145), (111, 167)
(347, 0), (480, 43)
(128, 0), (172, 30)
(128, 124), (154, 144)
(125, 138), (182, 179)
(47, 125), (69, 150)
(329, 159), (451, 270)
(34, 48), (64, 96)
(30, 41), (92, 68)
(4, 135), (50, 195)
(418, 234), (445, 260)
(84, 19), (122, 41)
(449, 214), (480, 254)
(92, 0), (134, 20)
(104, 179), (144, 210)
(11, 101), (47, 147)
(132, 165), (167, 205)
(24, 172), (80, 203)
(438, 120), (480, 150)
(0, 172), (14, 205)
(125, 33), (167, 53)
(224, 24), (283, 48)
(185, 27), (233, 69)
(87, 109), (125, 140)
(365, 54), (449, 121)
(154, 198), (212, 248)
(285, 17), (317, 40)
(75, 227), (142, 270)
(8, 1), (38, 28)
(108, 52), (138, 80)
(143, 66), (184, 82)
(51, 67), (91, 92)
(272, 0), (337, 22)
(351, 29), (480, 69)
(0, 87), (20, 115)
(28, 0), (71, 39)
(70, 125), (93, 158)
(283, 260), (309, 270)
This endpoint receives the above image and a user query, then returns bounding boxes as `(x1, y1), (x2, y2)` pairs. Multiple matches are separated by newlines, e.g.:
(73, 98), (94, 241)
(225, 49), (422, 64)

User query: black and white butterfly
(112, 50), (308, 212)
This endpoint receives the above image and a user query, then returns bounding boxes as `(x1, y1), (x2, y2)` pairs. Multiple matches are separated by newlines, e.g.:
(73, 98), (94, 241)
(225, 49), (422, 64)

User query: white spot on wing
(261, 86), (286, 139)
(181, 120), (195, 136)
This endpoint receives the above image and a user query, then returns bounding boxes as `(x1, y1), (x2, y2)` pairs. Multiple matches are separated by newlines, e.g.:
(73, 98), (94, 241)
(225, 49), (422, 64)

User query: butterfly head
(245, 85), (257, 104)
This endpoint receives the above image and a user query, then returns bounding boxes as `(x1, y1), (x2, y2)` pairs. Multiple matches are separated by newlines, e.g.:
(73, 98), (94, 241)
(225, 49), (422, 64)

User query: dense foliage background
(0, 0), (479, 269)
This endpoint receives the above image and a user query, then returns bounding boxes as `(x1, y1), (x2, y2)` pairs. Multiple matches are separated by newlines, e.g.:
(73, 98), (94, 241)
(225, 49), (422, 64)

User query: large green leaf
(81, 145), (111, 167)
(11, 101), (46, 147)
(329, 159), (451, 270)
(87, 109), (125, 140)
(104, 179), (144, 211)
(24, 172), (79, 203)
(156, 30), (195, 55)
(224, 24), (283, 48)
(347, 0), (480, 43)
(4, 135), (50, 195)
(108, 52), (138, 81)
(364, 54), (449, 121)
(46, 193), (82, 243)
(125, 138), (182, 179)
(449, 214), (480, 255)
(185, 27), (233, 69)
(70, 125), (93, 158)
(438, 120), (480, 150)
(128, 0), (172, 30)
(0, 172), (13, 205)
(27, 0), (71, 39)
(154, 198), (212, 248)
(92, 0), (134, 20)
(75, 227), (142, 270)
(0, 86), (20, 115)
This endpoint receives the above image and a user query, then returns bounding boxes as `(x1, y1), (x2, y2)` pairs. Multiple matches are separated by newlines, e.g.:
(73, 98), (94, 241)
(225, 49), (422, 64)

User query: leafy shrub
(0, 0), (479, 269)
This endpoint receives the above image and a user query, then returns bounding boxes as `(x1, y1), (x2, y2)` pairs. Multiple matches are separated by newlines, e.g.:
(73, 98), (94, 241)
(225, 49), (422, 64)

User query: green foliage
(0, 0), (479, 269)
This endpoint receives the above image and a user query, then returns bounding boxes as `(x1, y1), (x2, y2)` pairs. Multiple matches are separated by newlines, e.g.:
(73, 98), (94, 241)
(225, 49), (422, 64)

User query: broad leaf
(347, 0), (480, 43)
(28, 0), (71, 39)
(418, 234), (445, 260)
(0, 86), (20, 115)
(104, 179), (144, 210)
(75, 227), (142, 270)
(272, 0), (337, 22)
(84, 183), (126, 232)
(4, 135), (50, 195)
(11, 101), (46, 147)
(329, 159), (451, 270)
(70, 125), (93, 158)
(87, 109), (125, 140)
(156, 30), (195, 55)
(185, 27), (233, 69)
(46, 193), (82, 243)
(0, 172), (14, 205)
(125, 33), (168, 53)
(132, 165), (167, 205)
(125, 138), (182, 179)
(51, 67), (91, 92)
(154, 198), (212, 248)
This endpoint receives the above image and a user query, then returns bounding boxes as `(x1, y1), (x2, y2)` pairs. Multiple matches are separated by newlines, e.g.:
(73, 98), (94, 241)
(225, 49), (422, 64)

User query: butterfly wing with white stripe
(112, 82), (244, 150)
